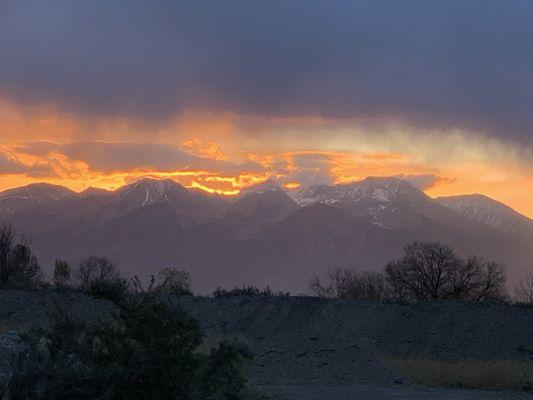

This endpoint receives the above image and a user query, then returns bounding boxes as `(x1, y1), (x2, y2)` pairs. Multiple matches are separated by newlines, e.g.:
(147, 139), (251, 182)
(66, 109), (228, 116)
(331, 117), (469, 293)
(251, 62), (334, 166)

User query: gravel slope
(0, 291), (532, 399)
(181, 296), (533, 399)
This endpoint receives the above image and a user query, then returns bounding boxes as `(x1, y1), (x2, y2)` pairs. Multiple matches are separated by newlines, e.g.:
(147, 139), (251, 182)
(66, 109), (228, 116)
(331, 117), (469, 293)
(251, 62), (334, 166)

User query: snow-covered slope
(0, 183), (73, 202)
(110, 178), (227, 220)
(290, 177), (435, 228)
(0, 183), (74, 215)
(436, 194), (533, 236)
(117, 178), (189, 207)
(291, 177), (426, 206)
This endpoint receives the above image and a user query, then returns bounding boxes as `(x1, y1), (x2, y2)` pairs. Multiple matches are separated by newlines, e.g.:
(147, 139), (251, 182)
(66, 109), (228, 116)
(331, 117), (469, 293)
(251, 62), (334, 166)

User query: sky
(0, 1), (532, 217)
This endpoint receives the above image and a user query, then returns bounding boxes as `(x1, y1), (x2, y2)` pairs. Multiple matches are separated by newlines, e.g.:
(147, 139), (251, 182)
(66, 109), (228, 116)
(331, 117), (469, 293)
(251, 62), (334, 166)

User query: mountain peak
(240, 179), (281, 196)
(120, 177), (185, 193)
(0, 183), (74, 202)
(436, 193), (532, 234)
(124, 177), (180, 188)
(117, 178), (189, 207)
(78, 187), (112, 198)
(354, 176), (424, 201)
(292, 176), (425, 206)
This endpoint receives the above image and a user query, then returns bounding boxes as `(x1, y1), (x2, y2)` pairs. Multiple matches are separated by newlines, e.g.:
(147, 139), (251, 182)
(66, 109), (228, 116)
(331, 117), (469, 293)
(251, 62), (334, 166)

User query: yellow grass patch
(383, 358), (533, 392)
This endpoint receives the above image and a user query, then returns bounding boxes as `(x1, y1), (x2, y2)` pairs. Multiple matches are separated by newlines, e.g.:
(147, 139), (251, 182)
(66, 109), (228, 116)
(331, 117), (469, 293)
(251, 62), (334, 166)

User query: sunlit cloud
(0, 97), (532, 217)
(0, 1), (532, 219)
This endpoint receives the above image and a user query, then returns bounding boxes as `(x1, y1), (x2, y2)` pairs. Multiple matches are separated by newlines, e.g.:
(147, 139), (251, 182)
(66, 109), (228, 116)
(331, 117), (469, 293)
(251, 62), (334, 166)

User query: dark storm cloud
(1, 1), (532, 142)
(16, 141), (262, 173)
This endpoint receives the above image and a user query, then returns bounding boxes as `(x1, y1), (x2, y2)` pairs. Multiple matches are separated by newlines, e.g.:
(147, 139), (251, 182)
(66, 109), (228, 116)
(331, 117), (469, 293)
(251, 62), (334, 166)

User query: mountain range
(0, 177), (531, 293)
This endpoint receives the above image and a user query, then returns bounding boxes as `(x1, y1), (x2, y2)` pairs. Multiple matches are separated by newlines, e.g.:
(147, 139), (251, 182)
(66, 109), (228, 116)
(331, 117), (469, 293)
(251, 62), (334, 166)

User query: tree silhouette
(385, 242), (506, 302)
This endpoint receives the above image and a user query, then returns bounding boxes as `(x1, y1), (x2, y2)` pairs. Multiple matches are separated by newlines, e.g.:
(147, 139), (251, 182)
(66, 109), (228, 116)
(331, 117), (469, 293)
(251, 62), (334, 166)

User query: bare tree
(130, 268), (191, 296)
(310, 268), (353, 299)
(310, 268), (389, 301)
(0, 225), (43, 289)
(53, 259), (71, 289)
(468, 259), (506, 302)
(385, 242), (460, 301)
(385, 242), (507, 302)
(78, 256), (119, 289)
(130, 274), (155, 294)
(0, 224), (15, 286)
(153, 267), (191, 296)
(9, 243), (40, 288)
(515, 269), (533, 304)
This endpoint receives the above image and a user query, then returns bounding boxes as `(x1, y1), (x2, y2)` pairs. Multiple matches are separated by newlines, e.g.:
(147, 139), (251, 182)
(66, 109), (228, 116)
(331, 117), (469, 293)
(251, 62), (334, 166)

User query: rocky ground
(181, 296), (533, 399)
(1, 290), (533, 399)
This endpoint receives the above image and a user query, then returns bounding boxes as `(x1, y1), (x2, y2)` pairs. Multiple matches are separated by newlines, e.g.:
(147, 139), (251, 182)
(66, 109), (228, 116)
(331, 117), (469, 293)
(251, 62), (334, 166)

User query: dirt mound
(0, 289), (116, 333)
(1, 291), (533, 399)
(181, 296), (533, 389)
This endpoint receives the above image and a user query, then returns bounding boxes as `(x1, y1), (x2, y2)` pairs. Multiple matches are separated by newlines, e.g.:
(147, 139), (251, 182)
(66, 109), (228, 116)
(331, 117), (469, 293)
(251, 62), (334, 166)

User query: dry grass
(383, 358), (533, 392)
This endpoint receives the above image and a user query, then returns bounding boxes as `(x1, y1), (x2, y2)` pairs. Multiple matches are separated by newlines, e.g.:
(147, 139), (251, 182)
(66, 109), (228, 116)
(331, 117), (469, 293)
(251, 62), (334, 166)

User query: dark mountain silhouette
(0, 177), (530, 293)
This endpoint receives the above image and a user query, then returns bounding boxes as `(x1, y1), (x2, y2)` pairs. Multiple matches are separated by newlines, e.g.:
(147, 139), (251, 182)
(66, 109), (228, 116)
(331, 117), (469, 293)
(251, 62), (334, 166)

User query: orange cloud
(181, 139), (229, 161)
(0, 97), (532, 217)
(0, 141), (532, 218)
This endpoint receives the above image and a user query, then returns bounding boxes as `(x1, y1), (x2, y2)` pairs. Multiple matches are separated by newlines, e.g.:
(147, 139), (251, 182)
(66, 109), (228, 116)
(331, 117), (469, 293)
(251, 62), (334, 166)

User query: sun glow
(284, 182), (301, 189)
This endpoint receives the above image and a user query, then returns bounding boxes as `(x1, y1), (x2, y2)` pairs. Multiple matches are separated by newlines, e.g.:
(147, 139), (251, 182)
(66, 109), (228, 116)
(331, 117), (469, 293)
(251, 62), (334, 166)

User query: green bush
(10, 293), (259, 400)
(85, 277), (130, 304)
(0, 224), (42, 289)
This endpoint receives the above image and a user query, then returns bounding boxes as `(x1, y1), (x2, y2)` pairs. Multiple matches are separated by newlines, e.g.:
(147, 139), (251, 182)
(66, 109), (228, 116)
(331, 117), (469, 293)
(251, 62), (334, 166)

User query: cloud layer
(1, 140), (442, 192)
(16, 141), (260, 175)
(1, 1), (532, 142)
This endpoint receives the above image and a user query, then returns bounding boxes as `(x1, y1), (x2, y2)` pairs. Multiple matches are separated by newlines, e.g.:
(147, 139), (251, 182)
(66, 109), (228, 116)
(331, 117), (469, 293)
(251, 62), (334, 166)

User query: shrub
(130, 268), (192, 297)
(52, 260), (71, 289)
(213, 285), (288, 298)
(198, 340), (253, 399)
(86, 277), (129, 304)
(78, 256), (119, 290)
(0, 224), (42, 289)
(9, 244), (41, 289)
(515, 269), (533, 305)
(310, 269), (389, 300)
(76, 257), (129, 303)
(0, 224), (15, 286)
(154, 267), (192, 296)
(9, 294), (259, 400)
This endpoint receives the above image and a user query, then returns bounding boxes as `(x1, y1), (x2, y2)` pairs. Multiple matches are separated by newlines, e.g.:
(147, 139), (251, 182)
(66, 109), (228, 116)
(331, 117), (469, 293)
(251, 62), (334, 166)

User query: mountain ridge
(2, 176), (529, 222)
(0, 177), (530, 293)
(436, 193), (533, 235)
